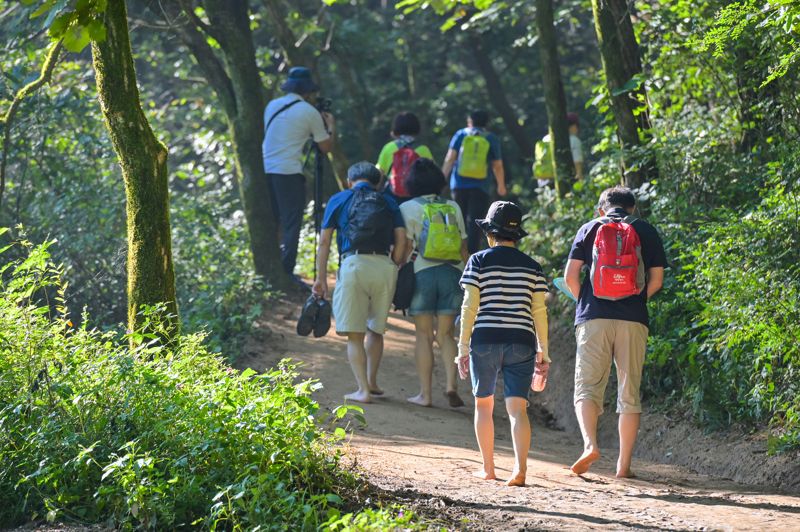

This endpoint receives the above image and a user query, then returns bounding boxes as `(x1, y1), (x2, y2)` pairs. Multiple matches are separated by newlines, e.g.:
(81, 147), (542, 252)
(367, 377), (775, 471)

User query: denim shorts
(470, 343), (536, 399)
(409, 264), (463, 316)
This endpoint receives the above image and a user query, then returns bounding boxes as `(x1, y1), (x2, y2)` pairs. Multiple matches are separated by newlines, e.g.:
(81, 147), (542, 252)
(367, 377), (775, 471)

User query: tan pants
(574, 319), (649, 414)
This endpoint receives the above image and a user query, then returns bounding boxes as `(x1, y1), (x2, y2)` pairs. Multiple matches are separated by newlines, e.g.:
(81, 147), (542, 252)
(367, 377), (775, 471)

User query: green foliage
(324, 504), (430, 531)
(0, 236), (418, 529)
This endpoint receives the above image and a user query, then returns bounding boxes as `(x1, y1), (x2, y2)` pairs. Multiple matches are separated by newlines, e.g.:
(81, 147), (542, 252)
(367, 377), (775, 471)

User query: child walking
(456, 201), (550, 487)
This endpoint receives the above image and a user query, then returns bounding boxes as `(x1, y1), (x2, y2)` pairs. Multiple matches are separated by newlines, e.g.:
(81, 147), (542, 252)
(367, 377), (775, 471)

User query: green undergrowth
(0, 234), (426, 530)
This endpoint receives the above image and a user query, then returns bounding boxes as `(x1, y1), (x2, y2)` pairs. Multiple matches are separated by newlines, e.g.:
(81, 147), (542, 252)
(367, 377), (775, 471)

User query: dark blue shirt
(448, 127), (502, 191)
(321, 181), (405, 254)
(568, 208), (668, 327)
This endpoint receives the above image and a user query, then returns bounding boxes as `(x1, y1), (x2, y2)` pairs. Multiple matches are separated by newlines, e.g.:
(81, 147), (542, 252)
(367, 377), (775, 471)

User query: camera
(315, 97), (333, 113)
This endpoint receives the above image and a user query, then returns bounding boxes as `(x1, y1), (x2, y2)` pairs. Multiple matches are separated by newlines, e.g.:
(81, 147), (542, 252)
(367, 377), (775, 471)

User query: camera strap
(264, 99), (302, 135)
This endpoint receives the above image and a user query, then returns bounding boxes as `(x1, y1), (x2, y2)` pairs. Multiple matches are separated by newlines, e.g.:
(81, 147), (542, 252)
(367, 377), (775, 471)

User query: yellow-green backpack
(416, 198), (462, 263)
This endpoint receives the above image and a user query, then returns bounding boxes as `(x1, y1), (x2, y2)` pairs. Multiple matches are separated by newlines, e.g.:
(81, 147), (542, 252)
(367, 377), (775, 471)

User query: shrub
(0, 235), (418, 529)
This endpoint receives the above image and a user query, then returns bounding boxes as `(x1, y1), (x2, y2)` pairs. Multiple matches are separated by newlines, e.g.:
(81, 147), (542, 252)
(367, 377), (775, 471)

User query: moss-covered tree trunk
(91, 0), (178, 337)
(535, 0), (574, 197)
(173, 0), (290, 291)
(591, 0), (657, 189)
(468, 33), (533, 160)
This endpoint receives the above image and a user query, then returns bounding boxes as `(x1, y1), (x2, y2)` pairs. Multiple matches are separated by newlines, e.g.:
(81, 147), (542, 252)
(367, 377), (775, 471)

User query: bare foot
(344, 390), (372, 404)
(445, 391), (465, 408)
(472, 470), (496, 481)
(406, 394), (432, 407)
(570, 448), (600, 475)
(616, 469), (637, 479)
(506, 471), (526, 487)
(369, 387), (384, 396)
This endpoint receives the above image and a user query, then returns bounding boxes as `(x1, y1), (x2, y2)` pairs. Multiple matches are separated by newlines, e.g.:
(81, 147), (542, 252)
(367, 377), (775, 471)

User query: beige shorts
(574, 319), (649, 414)
(332, 254), (397, 335)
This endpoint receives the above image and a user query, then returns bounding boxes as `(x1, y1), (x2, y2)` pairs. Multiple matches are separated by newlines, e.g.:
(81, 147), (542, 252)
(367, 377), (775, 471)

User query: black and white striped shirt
(460, 246), (548, 346)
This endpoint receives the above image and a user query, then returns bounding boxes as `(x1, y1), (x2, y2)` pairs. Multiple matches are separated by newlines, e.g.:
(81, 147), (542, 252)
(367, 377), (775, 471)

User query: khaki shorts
(574, 319), (649, 414)
(332, 254), (397, 335)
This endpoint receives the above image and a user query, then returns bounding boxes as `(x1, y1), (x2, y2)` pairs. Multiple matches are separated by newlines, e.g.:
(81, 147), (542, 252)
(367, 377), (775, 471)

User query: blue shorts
(470, 343), (535, 399)
(409, 264), (463, 316)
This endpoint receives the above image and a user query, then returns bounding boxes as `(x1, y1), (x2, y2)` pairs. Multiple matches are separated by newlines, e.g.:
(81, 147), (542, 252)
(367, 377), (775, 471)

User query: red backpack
(389, 141), (419, 198)
(589, 216), (645, 300)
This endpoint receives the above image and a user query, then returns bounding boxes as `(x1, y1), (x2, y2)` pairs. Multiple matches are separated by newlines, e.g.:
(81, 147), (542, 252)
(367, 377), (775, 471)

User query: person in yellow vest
(534, 112), (584, 188)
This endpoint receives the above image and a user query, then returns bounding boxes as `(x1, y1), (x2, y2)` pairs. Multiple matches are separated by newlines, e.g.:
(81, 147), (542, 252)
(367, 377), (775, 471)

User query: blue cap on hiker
(280, 66), (319, 94)
(476, 201), (528, 241)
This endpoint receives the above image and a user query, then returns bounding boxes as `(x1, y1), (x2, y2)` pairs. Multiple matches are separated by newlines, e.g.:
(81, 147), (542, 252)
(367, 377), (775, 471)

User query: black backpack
(346, 187), (394, 253)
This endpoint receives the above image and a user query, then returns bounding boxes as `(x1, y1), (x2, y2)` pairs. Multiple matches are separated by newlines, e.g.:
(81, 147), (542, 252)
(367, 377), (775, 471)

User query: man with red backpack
(563, 186), (667, 478)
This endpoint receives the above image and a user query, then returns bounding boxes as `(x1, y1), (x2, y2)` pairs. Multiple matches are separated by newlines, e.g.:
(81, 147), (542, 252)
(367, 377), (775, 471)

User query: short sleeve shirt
(448, 127), (502, 191)
(322, 182), (405, 254)
(568, 207), (668, 327)
(376, 138), (435, 175)
(460, 246), (548, 347)
(399, 195), (467, 273)
(262, 94), (330, 175)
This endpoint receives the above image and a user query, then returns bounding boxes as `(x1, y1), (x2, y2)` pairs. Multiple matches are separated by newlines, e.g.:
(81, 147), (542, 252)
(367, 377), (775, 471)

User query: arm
(492, 159), (507, 197)
(405, 237), (415, 262)
(457, 284), (480, 365)
(564, 258), (584, 300)
(391, 228), (407, 265)
(531, 292), (550, 363)
(646, 267), (664, 299)
(312, 228), (334, 298)
(574, 161), (584, 180)
(460, 239), (469, 264)
(441, 148), (458, 179)
(315, 112), (335, 154)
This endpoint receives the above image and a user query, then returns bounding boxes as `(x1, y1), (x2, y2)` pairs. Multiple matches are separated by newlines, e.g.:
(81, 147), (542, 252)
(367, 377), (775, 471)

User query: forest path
(241, 299), (800, 531)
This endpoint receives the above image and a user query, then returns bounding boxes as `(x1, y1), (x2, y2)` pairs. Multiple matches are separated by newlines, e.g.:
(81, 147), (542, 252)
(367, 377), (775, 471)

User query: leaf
(611, 77), (642, 96)
(87, 18), (106, 42)
(62, 25), (91, 53)
(30, 0), (56, 19)
(334, 427), (346, 439)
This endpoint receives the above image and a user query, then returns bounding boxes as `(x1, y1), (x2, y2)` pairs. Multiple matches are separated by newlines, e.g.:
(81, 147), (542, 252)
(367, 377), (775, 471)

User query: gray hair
(347, 161), (382, 185)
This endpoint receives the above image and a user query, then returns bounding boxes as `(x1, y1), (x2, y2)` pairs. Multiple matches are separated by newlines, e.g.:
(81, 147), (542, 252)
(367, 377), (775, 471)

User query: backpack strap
(264, 99), (302, 135)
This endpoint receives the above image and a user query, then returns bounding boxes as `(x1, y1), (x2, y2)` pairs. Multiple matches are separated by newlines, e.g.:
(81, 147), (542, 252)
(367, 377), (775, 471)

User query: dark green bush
(0, 236), (422, 529)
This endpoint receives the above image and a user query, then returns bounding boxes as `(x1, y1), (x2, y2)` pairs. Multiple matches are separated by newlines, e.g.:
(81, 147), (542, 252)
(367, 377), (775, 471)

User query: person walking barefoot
(399, 159), (468, 408)
(456, 201), (549, 487)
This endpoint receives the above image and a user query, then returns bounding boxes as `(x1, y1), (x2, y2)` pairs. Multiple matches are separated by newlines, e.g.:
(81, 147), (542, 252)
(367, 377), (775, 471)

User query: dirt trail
(242, 300), (800, 531)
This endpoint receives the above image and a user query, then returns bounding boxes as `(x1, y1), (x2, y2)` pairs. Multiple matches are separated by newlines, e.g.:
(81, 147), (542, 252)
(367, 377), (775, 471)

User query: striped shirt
(460, 246), (548, 346)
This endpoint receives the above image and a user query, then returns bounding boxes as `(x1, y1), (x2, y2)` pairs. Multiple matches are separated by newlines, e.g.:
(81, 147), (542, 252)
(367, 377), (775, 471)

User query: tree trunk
(467, 33), (533, 161)
(175, 0), (291, 291)
(535, 0), (574, 197)
(591, 0), (657, 189)
(91, 0), (178, 338)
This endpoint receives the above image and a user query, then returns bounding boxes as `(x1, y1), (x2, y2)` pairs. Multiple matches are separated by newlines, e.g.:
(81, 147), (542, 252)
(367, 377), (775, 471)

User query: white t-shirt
(262, 94), (330, 175)
(400, 195), (468, 273)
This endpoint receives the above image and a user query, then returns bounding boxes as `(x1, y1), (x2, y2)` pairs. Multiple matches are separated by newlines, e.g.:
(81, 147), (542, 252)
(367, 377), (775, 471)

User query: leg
(571, 320), (614, 475)
(272, 174), (306, 275)
(474, 395), (496, 480)
(505, 397), (531, 486)
(617, 413), (640, 478)
(345, 332), (371, 403)
(408, 315), (435, 406)
(467, 189), (489, 254)
(365, 330), (384, 395)
(435, 314), (463, 407)
(571, 399), (601, 474)
(613, 321), (648, 478)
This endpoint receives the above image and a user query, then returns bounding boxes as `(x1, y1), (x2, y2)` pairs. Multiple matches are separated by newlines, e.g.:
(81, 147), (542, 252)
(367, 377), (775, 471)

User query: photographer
(262, 66), (335, 282)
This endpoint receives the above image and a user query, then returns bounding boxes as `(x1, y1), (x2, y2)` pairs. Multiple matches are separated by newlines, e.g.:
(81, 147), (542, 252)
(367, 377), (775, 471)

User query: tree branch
(0, 39), (63, 211)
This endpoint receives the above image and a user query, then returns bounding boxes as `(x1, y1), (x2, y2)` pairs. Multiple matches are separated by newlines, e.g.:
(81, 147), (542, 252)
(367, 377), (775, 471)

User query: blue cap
(280, 66), (319, 94)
